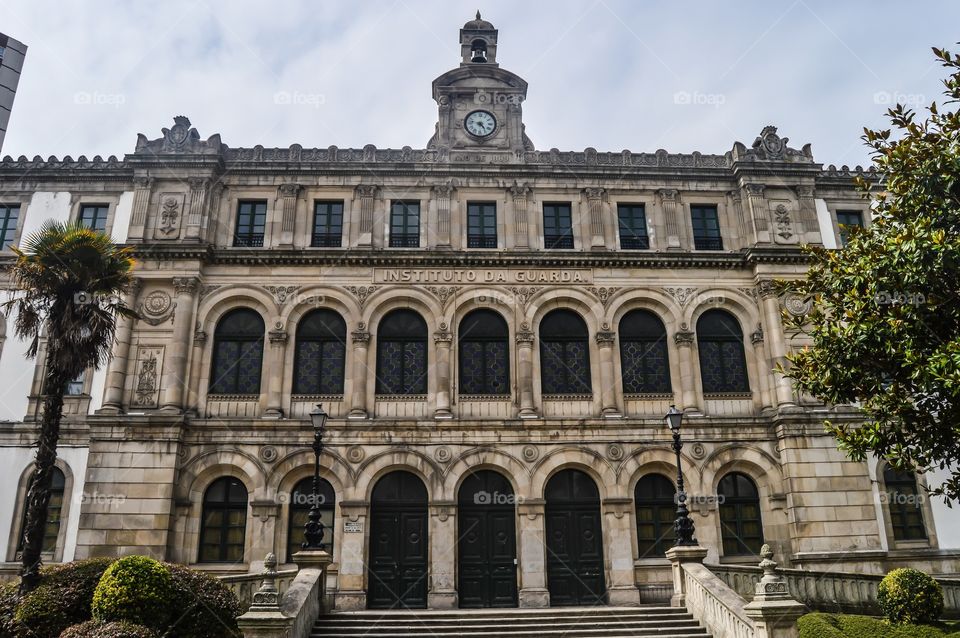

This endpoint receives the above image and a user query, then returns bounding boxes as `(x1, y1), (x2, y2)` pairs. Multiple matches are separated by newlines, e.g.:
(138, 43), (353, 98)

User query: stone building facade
(0, 15), (957, 609)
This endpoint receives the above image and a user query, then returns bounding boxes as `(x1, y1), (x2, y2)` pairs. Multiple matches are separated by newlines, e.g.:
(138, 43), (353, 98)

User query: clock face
(464, 110), (497, 137)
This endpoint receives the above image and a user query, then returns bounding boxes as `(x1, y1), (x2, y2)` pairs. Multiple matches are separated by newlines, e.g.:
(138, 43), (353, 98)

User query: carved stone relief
(132, 346), (164, 408)
(154, 193), (184, 239)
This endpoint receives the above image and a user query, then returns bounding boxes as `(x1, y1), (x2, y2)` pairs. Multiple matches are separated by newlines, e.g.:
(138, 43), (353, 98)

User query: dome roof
(463, 11), (494, 30)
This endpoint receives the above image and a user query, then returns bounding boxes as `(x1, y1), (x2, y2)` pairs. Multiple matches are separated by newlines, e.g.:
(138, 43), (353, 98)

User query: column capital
(657, 188), (679, 201)
(595, 329), (616, 346)
(744, 182), (766, 196)
(583, 187), (606, 201)
(516, 329), (535, 345)
(355, 184), (380, 199)
(278, 182), (302, 198)
(432, 182), (456, 198)
(351, 322), (371, 345)
(268, 329), (288, 344)
(189, 177), (209, 191)
(674, 325), (695, 347)
(433, 330), (453, 345)
(172, 276), (199, 295)
(133, 176), (154, 190)
(795, 184), (816, 199)
(750, 323), (765, 344)
(508, 181), (532, 199)
(757, 279), (778, 299)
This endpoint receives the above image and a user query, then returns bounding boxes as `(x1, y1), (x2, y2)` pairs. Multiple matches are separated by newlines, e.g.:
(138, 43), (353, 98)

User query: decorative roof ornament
(134, 115), (225, 155)
(729, 125), (814, 163)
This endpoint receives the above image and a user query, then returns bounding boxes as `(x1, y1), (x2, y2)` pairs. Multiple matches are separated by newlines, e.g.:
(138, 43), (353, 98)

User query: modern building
(0, 32), (27, 154)
(0, 15), (956, 609)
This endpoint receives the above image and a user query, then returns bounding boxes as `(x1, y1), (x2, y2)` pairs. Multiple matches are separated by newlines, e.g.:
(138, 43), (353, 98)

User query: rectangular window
(617, 204), (649, 249)
(389, 201), (420, 248)
(311, 201), (344, 247)
(691, 205), (723, 250)
(543, 203), (573, 249)
(234, 200), (267, 247)
(467, 202), (497, 248)
(836, 210), (863, 246)
(0, 204), (20, 249)
(65, 374), (84, 396)
(78, 204), (109, 232)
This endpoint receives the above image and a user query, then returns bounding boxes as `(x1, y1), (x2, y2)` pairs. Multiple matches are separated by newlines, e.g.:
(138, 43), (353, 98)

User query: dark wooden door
(458, 470), (518, 608)
(367, 472), (429, 609)
(544, 469), (606, 606)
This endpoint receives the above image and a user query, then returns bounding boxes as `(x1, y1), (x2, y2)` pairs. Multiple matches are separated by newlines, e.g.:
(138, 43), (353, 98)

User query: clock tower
(428, 13), (534, 155)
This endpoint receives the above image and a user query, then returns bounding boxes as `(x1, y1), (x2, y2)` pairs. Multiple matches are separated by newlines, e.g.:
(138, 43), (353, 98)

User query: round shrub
(164, 563), (243, 638)
(15, 557), (115, 638)
(60, 620), (159, 638)
(91, 556), (174, 631)
(0, 581), (18, 638)
(878, 567), (944, 625)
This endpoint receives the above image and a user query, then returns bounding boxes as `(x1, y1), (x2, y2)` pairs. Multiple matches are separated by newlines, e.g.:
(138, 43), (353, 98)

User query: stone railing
(219, 567), (298, 608)
(712, 564), (960, 618)
(683, 562), (756, 638)
(235, 551), (331, 638)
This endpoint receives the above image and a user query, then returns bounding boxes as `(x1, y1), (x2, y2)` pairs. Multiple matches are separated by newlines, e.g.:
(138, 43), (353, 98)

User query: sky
(1, 0), (958, 168)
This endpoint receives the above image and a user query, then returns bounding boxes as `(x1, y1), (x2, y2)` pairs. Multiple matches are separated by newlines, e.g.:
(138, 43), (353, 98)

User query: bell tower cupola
(461, 12), (498, 66)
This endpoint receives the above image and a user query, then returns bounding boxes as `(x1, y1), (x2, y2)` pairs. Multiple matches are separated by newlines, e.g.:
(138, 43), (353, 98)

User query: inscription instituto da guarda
(373, 268), (593, 284)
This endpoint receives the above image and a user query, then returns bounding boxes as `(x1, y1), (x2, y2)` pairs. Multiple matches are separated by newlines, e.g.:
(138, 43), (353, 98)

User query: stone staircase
(312, 606), (710, 638)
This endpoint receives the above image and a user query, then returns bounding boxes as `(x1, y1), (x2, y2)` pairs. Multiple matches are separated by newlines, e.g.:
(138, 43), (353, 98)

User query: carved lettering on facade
(374, 268), (592, 284)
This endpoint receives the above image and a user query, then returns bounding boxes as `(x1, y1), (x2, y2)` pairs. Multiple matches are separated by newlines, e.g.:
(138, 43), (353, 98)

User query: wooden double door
(457, 470), (518, 608)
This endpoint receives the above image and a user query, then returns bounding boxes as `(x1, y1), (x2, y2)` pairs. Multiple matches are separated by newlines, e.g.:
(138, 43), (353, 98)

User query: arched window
(17, 467), (66, 556)
(540, 310), (591, 395)
(210, 309), (265, 395)
(293, 310), (346, 395)
(718, 472), (763, 556)
(459, 310), (509, 396)
(620, 310), (671, 394)
(287, 477), (335, 561)
(635, 474), (675, 557)
(376, 309), (428, 395)
(199, 477), (248, 563)
(883, 466), (927, 541)
(697, 310), (749, 394)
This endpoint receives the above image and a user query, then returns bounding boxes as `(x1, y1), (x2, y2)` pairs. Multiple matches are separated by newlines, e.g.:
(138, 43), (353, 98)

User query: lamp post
(303, 403), (328, 550)
(665, 405), (697, 546)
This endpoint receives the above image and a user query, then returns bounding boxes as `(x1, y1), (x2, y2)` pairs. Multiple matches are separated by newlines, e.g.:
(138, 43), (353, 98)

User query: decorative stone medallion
(140, 290), (174, 326)
(434, 446), (452, 463)
(690, 442), (707, 460)
(346, 446), (365, 464)
(605, 443), (625, 461)
(784, 293), (813, 317)
(259, 446), (279, 463)
(521, 445), (539, 463)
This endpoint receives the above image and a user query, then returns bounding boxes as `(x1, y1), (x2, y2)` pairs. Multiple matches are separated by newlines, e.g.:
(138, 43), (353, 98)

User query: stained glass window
(287, 477), (335, 561)
(458, 309), (509, 395)
(635, 474), (676, 557)
(718, 472), (763, 556)
(619, 310), (671, 393)
(293, 310), (346, 395)
(376, 310), (427, 395)
(618, 204), (649, 249)
(697, 310), (749, 394)
(199, 477), (248, 563)
(210, 309), (264, 395)
(884, 466), (927, 541)
(17, 467), (65, 555)
(539, 310), (591, 395)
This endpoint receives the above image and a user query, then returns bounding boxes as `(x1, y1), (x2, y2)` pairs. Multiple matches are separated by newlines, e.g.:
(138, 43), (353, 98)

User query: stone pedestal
(517, 499), (550, 607)
(334, 501), (368, 610)
(743, 545), (806, 638)
(428, 501), (458, 608)
(665, 544), (708, 607)
(603, 497), (640, 605)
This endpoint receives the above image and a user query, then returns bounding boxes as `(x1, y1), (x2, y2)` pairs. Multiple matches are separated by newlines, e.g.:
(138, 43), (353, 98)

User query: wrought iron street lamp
(665, 405), (697, 546)
(303, 403), (328, 550)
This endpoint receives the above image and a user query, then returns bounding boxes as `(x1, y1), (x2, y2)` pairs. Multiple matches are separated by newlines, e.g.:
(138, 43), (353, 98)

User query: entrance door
(367, 471), (429, 609)
(545, 469), (606, 606)
(457, 470), (518, 608)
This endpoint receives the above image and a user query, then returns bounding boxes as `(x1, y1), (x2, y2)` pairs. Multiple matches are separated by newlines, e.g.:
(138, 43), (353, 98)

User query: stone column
(658, 189), (682, 250)
(516, 324), (538, 418)
(348, 323), (371, 419)
(277, 183), (301, 248)
(427, 502), (458, 608)
(186, 327), (207, 415)
(596, 325), (621, 417)
(334, 501), (368, 610)
(100, 278), (142, 413)
(160, 277), (198, 412)
(744, 183), (770, 244)
(743, 545), (806, 638)
(517, 499), (550, 607)
(795, 184), (822, 245)
(510, 182), (532, 249)
(263, 328), (288, 418)
(602, 498), (641, 605)
(355, 185), (378, 249)
(184, 178), (209, 241)
(126, 176), (153, 242)
(759, 281), (795, 407)
(434, 324), (453, 419)
(584, 187), (608, 250)
(433, 183), (454, 249)
(728, 189), (749, 243)
(665, 544), (709, 607)
(674, 326), (699, 412)
(750, 322), (774, 411)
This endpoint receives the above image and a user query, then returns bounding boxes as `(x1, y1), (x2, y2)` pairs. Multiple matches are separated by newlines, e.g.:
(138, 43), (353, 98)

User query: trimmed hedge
(60, 620), (160, 638)
(14, 557), (114, 638)
(0, 581), (18, 638)
(879, 568), (945, 625)
(799, 613), (960, 638)
(91, 557), (175, 632)
(164, 563), (243, 638)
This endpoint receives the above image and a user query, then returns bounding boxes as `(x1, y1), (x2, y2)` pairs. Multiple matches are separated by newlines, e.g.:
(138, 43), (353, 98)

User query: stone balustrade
(218, 566), (298, 608)
(683, 562), (756, 638)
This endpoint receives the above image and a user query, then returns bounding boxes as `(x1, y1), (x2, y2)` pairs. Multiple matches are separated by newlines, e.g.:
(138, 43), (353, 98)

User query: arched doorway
(367, 471), (429, 609)
(457, 470), (518, 608)
(544, 469), (606, 606)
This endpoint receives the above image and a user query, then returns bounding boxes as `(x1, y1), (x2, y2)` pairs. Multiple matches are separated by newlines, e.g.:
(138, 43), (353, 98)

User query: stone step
(319, 606), (688, 620)
(313, 632), (709, 638)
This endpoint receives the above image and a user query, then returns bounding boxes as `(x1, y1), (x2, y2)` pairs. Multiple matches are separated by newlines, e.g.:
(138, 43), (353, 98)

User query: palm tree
(3, 221), (136, 594)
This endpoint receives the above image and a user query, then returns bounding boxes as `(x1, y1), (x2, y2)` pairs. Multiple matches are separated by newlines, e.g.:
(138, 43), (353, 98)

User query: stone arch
(873, 459), (938, 548)
(619, 446), (701, 496)
(354, 448), (443, 502)
(442, 447), (531, 501)
(530, 447), (618, 499)
(444, 287), (517, 330)
(178, 448), (265, 502)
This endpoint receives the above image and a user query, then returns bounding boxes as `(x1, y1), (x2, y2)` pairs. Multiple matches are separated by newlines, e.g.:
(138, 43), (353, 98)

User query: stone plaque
(344, 521), (363, 533)
(154, 192), (185, 240)
(374, 268), (593, 285)
(132, 346), (164, 408)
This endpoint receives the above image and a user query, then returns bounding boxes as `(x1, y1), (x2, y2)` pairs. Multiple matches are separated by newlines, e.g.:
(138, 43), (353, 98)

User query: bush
(91, 556), (174, 631)
(164, 563), (243, 638)
(15, 558), (115, 638)
(798, 612), (960, 638)
(878, 568), (945, 625)
(0, 581), (18, 638)
(60, 620), (159, 638)
(798, 613), (845, 638)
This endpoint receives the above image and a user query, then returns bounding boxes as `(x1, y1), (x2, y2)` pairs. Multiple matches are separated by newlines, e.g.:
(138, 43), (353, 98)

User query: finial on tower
(460, 12), (497, 65)
(476, 10), (481, 20)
